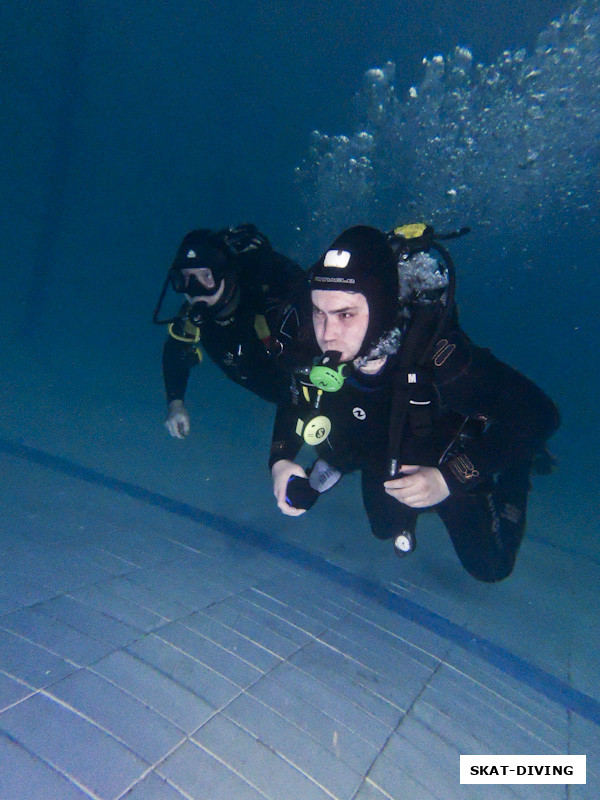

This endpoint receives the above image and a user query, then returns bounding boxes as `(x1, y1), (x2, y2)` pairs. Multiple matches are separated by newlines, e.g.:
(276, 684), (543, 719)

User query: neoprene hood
(169, 229), (232, 296)
(310, 225), (399, 356)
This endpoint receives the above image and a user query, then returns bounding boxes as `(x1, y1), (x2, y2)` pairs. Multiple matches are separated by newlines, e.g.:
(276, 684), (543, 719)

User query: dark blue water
(1, 0), (597, 551)
(1, 0), (568, 267)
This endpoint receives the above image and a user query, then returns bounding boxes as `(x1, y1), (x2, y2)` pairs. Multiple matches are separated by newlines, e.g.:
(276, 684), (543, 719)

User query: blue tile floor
(0, 433), (597, 800)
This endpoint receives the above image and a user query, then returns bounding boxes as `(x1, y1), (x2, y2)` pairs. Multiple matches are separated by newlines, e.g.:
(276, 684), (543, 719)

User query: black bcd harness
(386, 223), (470, 477)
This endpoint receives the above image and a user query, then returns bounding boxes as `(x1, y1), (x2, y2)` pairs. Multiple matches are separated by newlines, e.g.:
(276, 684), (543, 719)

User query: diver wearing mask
(154, 224), (305, 438)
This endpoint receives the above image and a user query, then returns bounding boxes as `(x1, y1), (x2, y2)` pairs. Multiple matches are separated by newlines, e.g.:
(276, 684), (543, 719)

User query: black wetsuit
(163, 245), (306, 404)
(270, 326), (560, 582)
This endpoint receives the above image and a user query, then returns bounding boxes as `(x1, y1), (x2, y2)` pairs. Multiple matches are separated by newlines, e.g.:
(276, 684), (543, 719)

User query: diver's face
(182, 267), (225, 305)
(184, 267), (216, 290)
(311, 289), (369, 362)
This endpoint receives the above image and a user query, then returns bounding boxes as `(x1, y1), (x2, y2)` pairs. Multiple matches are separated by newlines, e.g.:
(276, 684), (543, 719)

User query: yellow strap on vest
(254, 314), (271, 341)
(167, 321), (203, 363)
(167, 320), (200, 343)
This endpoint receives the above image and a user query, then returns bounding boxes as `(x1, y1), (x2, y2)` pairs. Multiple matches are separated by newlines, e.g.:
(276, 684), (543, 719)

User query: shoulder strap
(387, 306), (441, 475)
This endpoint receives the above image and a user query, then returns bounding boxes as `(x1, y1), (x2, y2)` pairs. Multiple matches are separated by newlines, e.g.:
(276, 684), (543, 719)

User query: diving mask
(169, 267), (223, 298)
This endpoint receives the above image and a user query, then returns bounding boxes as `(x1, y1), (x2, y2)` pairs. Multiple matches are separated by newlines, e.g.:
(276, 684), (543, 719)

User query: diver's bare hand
(384, 465), (450, 508)
(165, 400), (190, 439)
(271, 459), (308, 516)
